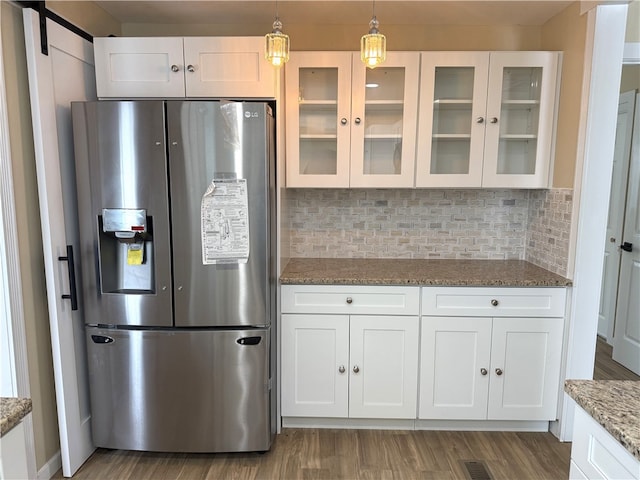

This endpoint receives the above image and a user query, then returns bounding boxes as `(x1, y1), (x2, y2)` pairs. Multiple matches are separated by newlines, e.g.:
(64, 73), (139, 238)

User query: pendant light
(361, 0), (386, 69)
(265, 0), (290, 68)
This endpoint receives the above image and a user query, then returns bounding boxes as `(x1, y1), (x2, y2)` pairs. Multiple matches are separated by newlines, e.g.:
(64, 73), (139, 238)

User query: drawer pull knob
(491, 299), (499, 307)
(171, 64), (180, 72)
(480, 368), (488, 375)
(353, 365), (360, 374)
(346, 297), (353, 304)
(495, 368), (503, 376)
(338, 365), (345, 374)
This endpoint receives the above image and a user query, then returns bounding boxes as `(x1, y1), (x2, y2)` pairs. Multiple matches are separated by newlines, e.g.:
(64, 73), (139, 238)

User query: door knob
(491, 299), (499, 307)
(476, 117), (484, 124)
(480, 368), (488, 375)
(187, 64), (195, 73)
(353, 365), (360, 373)
(490, 117), (498, 124)
(346, 297), (353, 304)
(340, 118), (348, 125)
(338, 365), (346, 374)
(495, 368), (503, 376)
(620, 242), (633, 252)
(170, 64), (180, 72)
(354, 117), (362, 125)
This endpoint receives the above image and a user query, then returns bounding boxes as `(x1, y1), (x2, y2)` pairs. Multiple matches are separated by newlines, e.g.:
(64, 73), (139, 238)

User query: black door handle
(620, 242), (633, 252)
(58, 245), (78, 311)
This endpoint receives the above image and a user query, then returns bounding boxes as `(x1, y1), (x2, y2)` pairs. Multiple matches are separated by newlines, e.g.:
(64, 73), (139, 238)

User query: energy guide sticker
(201, 178), (249, 265)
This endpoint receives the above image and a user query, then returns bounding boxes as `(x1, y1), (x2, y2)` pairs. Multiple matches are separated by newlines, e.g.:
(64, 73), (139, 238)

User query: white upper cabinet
(94, 37), (186, 98)
(416, 51), (560, 188)
(285, 51), (420, 188)
(94, 37), (277, 99)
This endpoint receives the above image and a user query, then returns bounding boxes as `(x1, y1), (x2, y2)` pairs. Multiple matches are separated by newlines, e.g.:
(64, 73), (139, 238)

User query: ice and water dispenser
(98, 208), (155, 294)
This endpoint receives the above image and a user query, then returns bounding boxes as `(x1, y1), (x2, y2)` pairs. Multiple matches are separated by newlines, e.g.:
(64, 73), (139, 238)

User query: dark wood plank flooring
(55, 429), (571, 479)
(593, 336), (640, 381)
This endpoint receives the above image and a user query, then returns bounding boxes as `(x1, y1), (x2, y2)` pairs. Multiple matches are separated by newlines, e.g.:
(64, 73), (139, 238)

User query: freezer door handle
(91, 335), (114, 344)
(236, 336), (262, 346)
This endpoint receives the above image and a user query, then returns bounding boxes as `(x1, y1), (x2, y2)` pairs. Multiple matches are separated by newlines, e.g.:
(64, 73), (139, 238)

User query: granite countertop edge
(1, 397), (33, 437)
(280, 258), (573, 287)
(564, 380), (640, 461)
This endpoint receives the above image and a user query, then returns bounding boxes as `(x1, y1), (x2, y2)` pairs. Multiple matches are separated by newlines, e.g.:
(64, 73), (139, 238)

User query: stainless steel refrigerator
(71, 100), (276, 453)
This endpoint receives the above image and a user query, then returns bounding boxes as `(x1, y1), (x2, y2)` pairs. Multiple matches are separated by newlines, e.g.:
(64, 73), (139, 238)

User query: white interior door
(22, 9), (95, 476)
(613, 92), (640, 375)
(599, 90), (636, 342)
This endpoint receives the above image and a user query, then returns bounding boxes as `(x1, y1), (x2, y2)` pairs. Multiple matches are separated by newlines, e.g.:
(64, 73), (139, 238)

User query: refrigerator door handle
(236, 336), (262, 346)
(58, 244), (78, 311)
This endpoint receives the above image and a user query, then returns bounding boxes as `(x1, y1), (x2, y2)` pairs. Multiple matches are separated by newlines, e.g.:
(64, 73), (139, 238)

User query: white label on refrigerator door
(200, 178), (249, 264)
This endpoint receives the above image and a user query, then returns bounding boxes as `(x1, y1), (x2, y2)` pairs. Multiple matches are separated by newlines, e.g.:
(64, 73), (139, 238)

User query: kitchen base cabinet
(280, 284), (567, 430)
(281, 285), (420, 421)
(281, 314), (349, 418)
(419, 316), (563, 421)
(569, 405), (640, 480)
(419, 287), (566, 422)
(281, 313), (419, 419)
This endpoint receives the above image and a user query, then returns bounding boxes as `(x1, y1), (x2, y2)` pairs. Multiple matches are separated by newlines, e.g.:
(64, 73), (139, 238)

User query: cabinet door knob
(346, 297), (353, 304)
(491, 299), (499, 307)
(495, 368), (503, 376)
(338, 365), (346, 374)
(353, 365), (360, 374)
(354, 117), (362, 125)
(480, 368), (488, 375)
(476, 117), (484, 124)
(490, 117), (498, 124)
(340, 118), (348, 125)
(171, 64), (180, 73)
(187, 64), (195, 73)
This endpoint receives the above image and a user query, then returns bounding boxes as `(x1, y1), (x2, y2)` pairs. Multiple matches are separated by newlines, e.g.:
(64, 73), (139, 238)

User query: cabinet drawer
(421, 287), (566, 317)
(571, 406), (640, 480)
(281, 285), (420, 315)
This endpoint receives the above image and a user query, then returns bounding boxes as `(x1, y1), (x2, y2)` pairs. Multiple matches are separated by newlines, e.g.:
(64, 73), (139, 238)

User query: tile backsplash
(286, 188), (573, 276)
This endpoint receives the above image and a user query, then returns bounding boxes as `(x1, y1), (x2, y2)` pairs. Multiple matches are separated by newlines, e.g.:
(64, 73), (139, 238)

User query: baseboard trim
(38, 450), (61, 480)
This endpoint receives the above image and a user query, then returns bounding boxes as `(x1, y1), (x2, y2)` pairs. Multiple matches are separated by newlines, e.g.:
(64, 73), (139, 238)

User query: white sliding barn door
(613, 92), (640, 376)
(22, 9), (95, 476)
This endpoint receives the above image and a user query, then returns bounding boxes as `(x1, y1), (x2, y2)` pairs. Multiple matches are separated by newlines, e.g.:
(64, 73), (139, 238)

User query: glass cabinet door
(415, 52), (490, 187)
(483, 52), (559, 188)
(285, 52), (352, 187)
(350, 52), (420, 188)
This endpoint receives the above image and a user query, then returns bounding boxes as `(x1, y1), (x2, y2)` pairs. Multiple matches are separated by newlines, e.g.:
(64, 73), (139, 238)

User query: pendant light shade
(361, 14), (386, 69)
(265, 2), (289, 68)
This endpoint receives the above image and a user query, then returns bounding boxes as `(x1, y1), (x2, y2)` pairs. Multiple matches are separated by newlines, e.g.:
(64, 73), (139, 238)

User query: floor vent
(462, 460), (493, 480)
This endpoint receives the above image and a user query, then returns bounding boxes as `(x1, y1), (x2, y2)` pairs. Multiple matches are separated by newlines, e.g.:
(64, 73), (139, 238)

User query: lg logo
(244, 111), (260, 118)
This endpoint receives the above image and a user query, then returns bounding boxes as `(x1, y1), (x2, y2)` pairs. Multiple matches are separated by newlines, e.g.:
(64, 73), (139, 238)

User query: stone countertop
(564, 380), (640, 461)
(1, 397), (32, 437)
(280, 258), (572, 287)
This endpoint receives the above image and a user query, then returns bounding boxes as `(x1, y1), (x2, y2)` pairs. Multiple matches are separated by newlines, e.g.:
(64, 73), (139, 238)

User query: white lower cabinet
(569, 405), (640, 480)
(281, 285), (420, 419)
(281, 285), (566, 426)
(419, 315), (564, 421)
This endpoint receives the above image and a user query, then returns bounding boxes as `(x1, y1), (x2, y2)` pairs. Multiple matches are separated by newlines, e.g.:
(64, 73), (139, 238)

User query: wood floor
(56, 336), (638, 479)
(55, 428), (571, 479)
(593, 336), (640, 381)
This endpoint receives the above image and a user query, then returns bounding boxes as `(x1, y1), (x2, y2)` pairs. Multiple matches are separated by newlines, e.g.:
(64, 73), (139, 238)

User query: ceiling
(93, 1), (574, 27)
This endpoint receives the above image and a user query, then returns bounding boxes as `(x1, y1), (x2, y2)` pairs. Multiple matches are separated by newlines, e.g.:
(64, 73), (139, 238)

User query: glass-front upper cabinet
(416, 52), (490, 187)
(482, 52), (559, 188)
(285, 52), (352, 187)
(349, 52), (420, 188)
(416, 51), (560, 188)
(285, 52), (420, 188)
